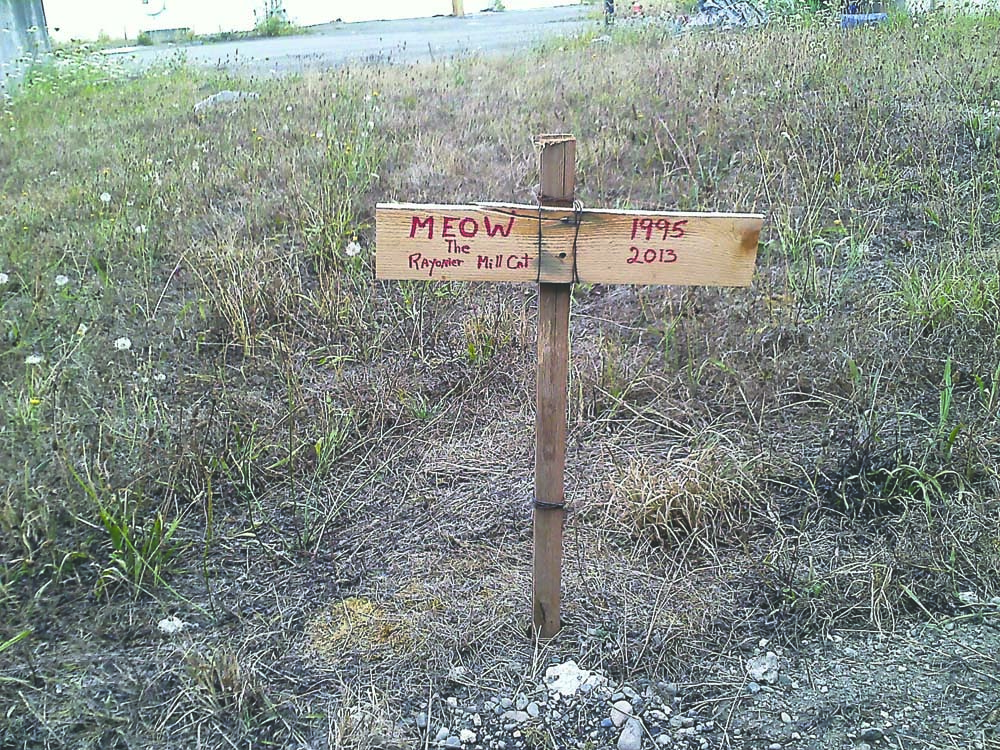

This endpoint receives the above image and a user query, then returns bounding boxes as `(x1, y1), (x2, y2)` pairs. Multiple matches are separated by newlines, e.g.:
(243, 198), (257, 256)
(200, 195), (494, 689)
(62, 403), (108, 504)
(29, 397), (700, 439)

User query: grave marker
(375, 134), (764, 638)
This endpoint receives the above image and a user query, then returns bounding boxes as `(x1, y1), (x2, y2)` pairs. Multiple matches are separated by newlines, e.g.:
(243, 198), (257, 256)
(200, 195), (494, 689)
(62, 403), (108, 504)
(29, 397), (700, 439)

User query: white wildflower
(191, 161), (199, 173)
(153, 372), (166, 382)
(0, 272), (8, 285)
(100, 191), (111, 204)
(345, 241), (362, 258)
(285, 104), (293, 112)
(25, 353), (44, 365)
(76, 323), (89, 336)
(54, 274), (70, 287)
(114, 336), (132, 352)
(134, 224), (148, 235)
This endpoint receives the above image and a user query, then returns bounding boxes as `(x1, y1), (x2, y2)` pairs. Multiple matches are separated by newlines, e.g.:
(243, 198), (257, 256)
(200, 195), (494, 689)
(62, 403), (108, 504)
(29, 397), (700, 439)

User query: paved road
(106, 6), (594, 73)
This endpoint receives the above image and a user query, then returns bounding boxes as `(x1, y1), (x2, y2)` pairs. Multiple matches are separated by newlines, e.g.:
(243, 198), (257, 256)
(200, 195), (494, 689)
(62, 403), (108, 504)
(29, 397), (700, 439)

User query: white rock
(746, 652), (780, 685)
(459, 729), (477, 744)
(501, 710), (530, 724)
(618, 717), (644, 750)
(157, 616), (186, 635)
(544, 660), (607, 698)
(526, 702), (540, 718)
(434, 727), (450, 741)
(610, 700), (633, 727)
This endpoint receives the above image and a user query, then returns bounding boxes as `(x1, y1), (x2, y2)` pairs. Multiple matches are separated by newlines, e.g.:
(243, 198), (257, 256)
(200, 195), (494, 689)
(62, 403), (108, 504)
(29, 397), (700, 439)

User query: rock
(501, 710), (530, 724)
(617, 718), (644, 750)
(434, 727), (450, 742)
(415, 712), (428, 729)
(459, 729), (477, 743)
(526, 702), (540, 718)
(157, 616), (186, 635)
(656, 735), (672, 746)
(746, 652), (780, 685)
(859, 727), (884, 742)
(957, 591), (980, 605)
(472, 714), (482, 727)
(780, 712), (792, 724)
(544, 660), (607, 698)
(660, 682), (680, 697)
(514, 694), (529, 711)
(446, 696), (459, 709)
(746, 682), (761, 695)
(193, 90), (259, 113)
(444, 737), (462, 749)
(611, 700), (633, 727)
(768, 744), (783, 750)
(499, 697), (513, 710)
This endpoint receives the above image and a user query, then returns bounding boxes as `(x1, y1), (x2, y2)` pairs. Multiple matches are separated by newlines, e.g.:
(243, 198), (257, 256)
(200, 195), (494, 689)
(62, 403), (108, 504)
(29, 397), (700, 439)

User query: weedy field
(1, 12), (999, 750)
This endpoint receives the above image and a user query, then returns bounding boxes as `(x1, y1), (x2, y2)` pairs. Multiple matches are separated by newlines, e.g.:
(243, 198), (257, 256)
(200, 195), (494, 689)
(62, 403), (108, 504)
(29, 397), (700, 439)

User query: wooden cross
(375, 134), (763, 638)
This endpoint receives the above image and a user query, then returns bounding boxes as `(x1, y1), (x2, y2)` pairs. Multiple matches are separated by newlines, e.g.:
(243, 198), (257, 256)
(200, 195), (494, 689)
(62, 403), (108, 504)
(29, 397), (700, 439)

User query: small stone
(157, 616), (186, 635)
(656, 735), (672, 746)
(612, 692), (627, 702)
(515, 694), (529, 711)
(601, 718), (614, 728)
(859, 728), (884, 742)
(661, 682), (680, 697)
(768, 744), (783, 750)
(444, 737), (461, 749)
(499, 697), (513, 710)
(781, 712), (792, 724)
(459, 729), (477, 744)
(415, 712), (428, 729)
(435, 727), (450, 742)
(611, 700), (633, 727)
(617, 718), (644, 750)
(544, 660), (606, 698)
(747, 682), (761, 695)
(501, 711), (530, 724)
(681, 717), (695, 729)
(526, 702), (540, 718)
(747, 652), (780, 685)
(472, 714), (482, 727)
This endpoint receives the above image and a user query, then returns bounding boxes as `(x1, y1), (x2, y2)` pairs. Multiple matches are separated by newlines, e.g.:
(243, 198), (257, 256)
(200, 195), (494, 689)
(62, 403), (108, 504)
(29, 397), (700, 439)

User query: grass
(2, 11), (1000, 749)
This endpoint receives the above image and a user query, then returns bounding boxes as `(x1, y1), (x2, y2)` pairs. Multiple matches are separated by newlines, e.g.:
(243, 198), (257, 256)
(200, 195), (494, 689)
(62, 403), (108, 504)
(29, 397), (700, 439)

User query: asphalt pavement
(106, 5), (594, 73)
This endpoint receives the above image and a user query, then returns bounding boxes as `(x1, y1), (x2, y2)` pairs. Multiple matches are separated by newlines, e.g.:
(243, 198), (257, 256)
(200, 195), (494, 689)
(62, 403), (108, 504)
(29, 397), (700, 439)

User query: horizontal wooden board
(376, 202), (763, 286)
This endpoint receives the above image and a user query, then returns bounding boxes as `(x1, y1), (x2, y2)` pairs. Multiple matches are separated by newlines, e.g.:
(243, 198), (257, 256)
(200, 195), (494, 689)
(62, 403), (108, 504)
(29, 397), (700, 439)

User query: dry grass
(1, 12), (1000, 749)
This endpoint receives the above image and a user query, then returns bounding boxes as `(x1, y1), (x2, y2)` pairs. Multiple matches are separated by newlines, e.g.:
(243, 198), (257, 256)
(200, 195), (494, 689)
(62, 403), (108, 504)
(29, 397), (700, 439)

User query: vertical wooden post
(452, 0), (465, 17)
(533, 134), (575, 639)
